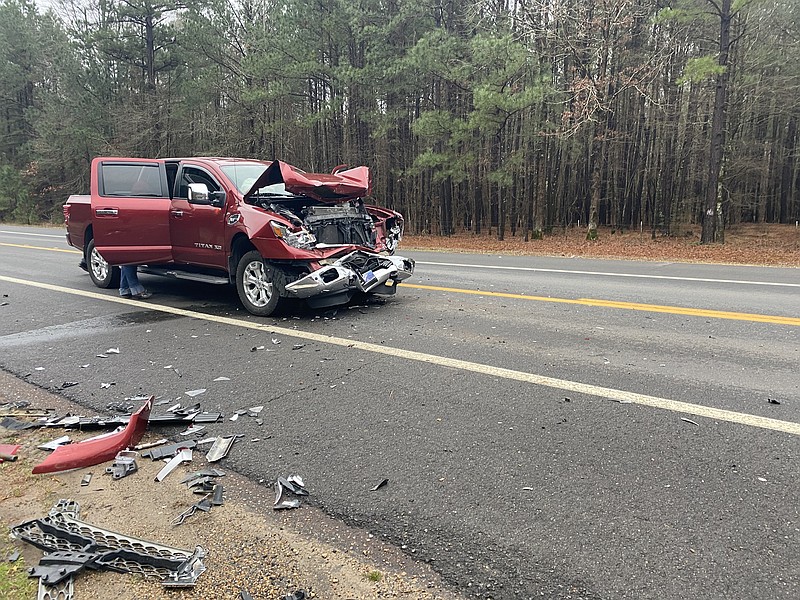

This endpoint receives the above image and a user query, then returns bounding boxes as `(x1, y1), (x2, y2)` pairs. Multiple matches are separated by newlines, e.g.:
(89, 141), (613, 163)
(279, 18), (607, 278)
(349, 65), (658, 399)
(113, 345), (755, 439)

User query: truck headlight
(270, 221), (316, 250)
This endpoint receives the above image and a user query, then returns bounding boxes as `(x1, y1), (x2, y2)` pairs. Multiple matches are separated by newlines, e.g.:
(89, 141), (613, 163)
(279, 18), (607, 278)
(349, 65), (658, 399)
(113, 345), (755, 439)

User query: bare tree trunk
(701, 0), (732, 244)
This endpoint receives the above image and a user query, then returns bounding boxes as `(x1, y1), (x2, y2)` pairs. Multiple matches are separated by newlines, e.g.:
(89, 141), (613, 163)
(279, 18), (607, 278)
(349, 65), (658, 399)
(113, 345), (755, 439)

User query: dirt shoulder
(0, 372), (461, 600)
(403, 223), (800, 267)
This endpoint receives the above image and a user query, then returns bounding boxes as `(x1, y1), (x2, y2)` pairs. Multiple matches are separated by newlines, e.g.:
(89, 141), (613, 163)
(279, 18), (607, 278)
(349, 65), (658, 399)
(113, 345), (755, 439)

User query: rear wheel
(236, 251), (281, 316)
(86, 239), (119, 288)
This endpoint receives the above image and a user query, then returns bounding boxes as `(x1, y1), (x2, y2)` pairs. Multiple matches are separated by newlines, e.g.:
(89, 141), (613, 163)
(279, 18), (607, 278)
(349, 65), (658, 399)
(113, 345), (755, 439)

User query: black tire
(86, 239), (120, 288)
(235, 250), (281, 316)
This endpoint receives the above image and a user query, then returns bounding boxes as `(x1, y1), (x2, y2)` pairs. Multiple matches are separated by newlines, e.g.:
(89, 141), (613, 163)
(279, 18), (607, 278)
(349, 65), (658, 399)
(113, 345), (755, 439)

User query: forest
(0, 0), (798, 242)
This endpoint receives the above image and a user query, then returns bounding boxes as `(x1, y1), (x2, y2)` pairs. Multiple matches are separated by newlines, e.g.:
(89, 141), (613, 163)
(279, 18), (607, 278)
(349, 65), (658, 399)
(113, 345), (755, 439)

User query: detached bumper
(284, 251), (415, 300)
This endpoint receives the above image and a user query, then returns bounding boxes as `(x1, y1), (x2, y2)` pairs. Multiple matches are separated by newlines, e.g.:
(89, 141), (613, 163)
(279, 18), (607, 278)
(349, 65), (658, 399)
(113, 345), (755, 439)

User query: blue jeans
(119, 266), (145, 296)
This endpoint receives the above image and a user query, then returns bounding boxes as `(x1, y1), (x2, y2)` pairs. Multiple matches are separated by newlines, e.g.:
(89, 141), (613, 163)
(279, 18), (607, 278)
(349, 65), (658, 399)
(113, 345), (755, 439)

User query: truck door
(170, 164), (228, 268)
(91, 159), (172, 265)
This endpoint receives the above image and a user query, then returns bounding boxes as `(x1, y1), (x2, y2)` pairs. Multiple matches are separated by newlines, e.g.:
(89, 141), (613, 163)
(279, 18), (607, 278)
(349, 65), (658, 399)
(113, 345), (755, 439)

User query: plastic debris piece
(282, 591), (307, 600)
(60, 382), (79, 389)
(193, 413), (221, 423)
(106, 348), (120, 354)
(185, 389), (206, 397)
(38, 436), (71, 451)
(80, 473), (92, 486)
(172, 495), (212, 526)
(370, 478), (389, 491)
(35, 366), (45, 371)
(49, 499), (80, 519)
(1, 417), (37, 430)
(287, 474), (306, 490)
(274, 499), (301, 510)
(767, 398), (781, 405)
(195, 437), (216, 445)
(180, 424), (205, 436)
(96, 353), (108, 358)
(105, 451), (138, 480)
(100, 382), (116, 389)
(134, 438), (169, 451)
(229, 414), (239, 421)
(248, 405), (263, 415)
(181, 468), (225, 484)
(292, 344), (305, 350)
(271, 338), (280, 344)
(206, 436), (235, 463)
(0, 443), (21, 462)
(213, 376), (230, 381)
(142, 440), (198, 460)
(155, 449), (192, 482)
(239, 590), (254, 600)
(7, 550), (20, 562)
(211, 484), (224, 506)
(165, 403), (182, 413)
(681, 417), (699, 426)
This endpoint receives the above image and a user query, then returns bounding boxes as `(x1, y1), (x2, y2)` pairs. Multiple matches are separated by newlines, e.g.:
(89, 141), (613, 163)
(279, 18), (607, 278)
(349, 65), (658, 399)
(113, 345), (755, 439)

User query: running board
(139, 267), (230, 285)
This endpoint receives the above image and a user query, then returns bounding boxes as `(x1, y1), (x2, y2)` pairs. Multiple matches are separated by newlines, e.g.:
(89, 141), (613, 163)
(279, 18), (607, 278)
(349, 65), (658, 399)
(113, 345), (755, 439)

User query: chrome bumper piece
(284, 252), (415, 299)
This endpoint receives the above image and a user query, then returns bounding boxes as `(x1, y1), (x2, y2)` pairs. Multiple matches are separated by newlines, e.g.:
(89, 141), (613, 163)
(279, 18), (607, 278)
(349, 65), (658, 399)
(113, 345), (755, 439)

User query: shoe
(120, 292), (132, 298)
(132, 291), (152, 299)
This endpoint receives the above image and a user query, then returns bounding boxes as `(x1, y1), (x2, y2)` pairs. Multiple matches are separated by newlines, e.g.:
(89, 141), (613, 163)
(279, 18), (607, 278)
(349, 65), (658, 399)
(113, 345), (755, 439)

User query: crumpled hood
(243, 161), (371, 202)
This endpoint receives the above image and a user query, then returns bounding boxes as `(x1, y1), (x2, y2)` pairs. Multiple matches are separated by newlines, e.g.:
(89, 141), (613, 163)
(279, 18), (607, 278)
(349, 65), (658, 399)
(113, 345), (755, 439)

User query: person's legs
(119, 266), (133, 297)
(122, 266), (150, 298)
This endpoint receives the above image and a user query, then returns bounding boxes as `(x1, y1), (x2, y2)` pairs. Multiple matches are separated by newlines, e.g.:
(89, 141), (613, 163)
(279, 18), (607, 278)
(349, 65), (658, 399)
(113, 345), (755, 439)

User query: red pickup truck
(64, 157), (414, 316)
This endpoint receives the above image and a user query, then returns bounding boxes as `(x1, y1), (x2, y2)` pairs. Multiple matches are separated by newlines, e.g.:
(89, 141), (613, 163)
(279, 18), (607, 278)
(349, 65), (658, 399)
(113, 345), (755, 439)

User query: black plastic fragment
(370, 478), (389, 491)
(142, 440), (197, 460)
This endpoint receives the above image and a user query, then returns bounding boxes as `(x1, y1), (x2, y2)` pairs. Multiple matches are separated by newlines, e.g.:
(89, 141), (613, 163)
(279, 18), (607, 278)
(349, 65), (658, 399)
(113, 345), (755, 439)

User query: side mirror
(188, 183), (225, 207)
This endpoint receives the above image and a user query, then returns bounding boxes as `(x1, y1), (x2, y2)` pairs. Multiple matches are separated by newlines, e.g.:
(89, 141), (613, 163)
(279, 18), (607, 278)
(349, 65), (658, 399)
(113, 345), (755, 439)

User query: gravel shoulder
(0, 371), (462, 600)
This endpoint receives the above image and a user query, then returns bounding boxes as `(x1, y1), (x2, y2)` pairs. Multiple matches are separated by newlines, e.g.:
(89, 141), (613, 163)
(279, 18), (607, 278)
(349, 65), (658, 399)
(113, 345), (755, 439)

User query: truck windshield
(220, 163), (268, 194)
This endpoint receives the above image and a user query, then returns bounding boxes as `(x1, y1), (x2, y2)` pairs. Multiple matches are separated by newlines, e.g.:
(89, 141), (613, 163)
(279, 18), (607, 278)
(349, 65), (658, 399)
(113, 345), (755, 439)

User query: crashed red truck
(64, 157), (415, 315)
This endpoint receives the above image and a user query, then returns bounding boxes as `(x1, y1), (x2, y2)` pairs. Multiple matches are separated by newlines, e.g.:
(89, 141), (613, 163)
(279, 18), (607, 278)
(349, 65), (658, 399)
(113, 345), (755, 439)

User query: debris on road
(185, 388), (207, 397)
(80, 473), (92, 486)
(37, 435), (71, 451)
(370, 478), (389, 491)
(155, 448), (193, 482)
(105, 450), (138, 480)
(142, 440), (198, 460)
(172, 495), (213, 526)
(767, 398), (781, 405)
(680, 417), (700, 426)
(206, 436), (236, 463)
(32, 397), (153, 474)
(13, 499), (206, 587)
(274, 475), (309, 510)
(0, 443), (21, 462)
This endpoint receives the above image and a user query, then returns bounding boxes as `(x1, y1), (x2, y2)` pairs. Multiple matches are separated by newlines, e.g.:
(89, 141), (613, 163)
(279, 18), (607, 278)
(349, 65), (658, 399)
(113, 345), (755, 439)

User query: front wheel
(86, 239), (119, 288)
(235, 251), (281, 316)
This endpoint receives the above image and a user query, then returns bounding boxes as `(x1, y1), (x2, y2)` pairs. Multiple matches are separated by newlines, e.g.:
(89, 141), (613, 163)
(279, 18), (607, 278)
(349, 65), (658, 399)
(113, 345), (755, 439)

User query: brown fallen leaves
(404, 224), (800, 267)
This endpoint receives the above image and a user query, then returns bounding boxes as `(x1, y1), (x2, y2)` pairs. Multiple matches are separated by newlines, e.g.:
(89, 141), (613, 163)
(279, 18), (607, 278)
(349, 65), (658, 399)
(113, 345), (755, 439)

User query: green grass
(366, 570), (382, 582)
(0, 560), (36, 600)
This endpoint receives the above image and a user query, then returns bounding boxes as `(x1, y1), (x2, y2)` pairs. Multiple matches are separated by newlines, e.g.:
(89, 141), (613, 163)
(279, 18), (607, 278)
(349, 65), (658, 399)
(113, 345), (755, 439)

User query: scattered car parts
(206, 436), (236, 462)
(12, 500), (206, 587)
(105, 451), (138, 480)
(155, 448), (192, 482)
(32, 397), (152, 474)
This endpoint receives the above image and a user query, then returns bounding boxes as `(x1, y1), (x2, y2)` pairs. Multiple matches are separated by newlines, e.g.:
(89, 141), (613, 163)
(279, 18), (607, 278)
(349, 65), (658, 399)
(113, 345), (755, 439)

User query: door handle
(171, 210), (184, 218)
(95, 208), (118, 216)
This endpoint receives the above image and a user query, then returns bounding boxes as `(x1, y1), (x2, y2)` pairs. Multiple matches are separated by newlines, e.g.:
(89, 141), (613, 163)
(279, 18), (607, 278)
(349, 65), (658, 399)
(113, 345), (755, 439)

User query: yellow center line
(1, 274), (799, 437)
(0, 242), (81, 254)
(404, 283), (800, 327)
(4, 242), (797, 326)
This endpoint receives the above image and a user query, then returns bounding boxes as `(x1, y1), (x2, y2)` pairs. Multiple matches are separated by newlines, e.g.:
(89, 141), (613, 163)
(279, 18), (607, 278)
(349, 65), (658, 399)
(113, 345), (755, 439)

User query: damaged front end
(285, 251), (414, 308)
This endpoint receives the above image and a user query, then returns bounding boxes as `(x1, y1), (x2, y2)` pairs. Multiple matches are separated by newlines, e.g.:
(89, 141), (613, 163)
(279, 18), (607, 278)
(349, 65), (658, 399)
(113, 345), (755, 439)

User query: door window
(177, 167), (221, 199)
(100, 164), (164, 197)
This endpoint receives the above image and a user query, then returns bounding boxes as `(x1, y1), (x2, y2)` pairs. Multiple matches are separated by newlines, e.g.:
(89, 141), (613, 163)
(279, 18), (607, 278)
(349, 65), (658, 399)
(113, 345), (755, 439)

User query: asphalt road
(1, 225), (798, 599)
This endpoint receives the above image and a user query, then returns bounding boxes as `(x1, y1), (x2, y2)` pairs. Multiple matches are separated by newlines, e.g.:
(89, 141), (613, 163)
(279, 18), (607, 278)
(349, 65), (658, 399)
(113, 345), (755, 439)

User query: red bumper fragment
(32, 397), (153, 474)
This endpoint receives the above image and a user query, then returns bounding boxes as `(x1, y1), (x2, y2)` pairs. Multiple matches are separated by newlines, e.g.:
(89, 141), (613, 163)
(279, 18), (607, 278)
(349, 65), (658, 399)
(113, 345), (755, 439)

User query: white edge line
(0, 230), (65, 239)
(415, 261), (800, 288)
(1, 274), (799, 437)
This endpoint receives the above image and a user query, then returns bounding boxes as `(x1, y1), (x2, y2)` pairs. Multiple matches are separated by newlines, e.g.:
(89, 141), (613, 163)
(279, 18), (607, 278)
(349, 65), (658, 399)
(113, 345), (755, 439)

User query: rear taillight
(62, 204), (69, 224)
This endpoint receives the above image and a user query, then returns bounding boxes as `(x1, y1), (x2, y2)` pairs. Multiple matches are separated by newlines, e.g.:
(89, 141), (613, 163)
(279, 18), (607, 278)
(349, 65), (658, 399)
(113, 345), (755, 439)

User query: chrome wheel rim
(243, 260), (273, 307)
(90, 247), (109, 281)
